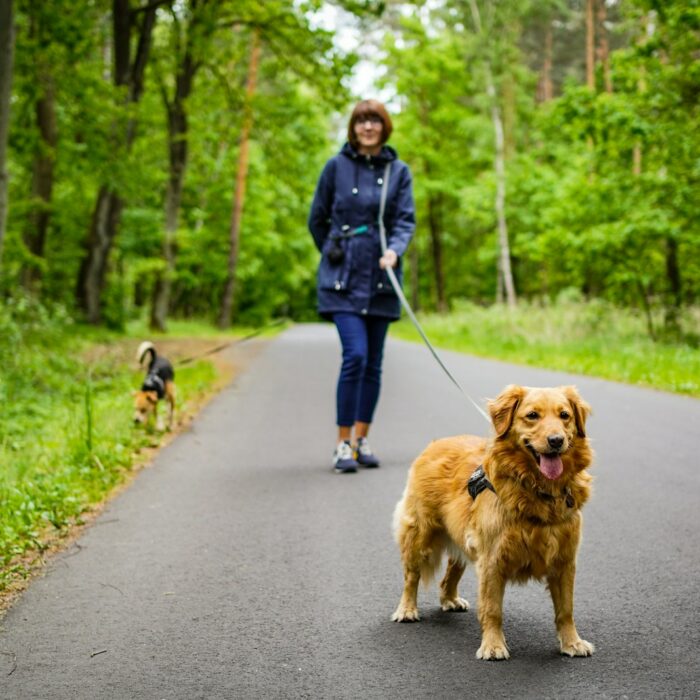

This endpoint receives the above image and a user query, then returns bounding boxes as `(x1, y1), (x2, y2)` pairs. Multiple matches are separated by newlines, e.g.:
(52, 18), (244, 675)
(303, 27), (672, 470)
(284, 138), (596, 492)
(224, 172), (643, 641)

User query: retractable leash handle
(378, 163), (490, 424)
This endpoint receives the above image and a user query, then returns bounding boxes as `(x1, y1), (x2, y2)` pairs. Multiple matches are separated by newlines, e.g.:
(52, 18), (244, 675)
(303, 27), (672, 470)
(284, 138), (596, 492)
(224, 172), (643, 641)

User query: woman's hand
(379, 249), (398, 269)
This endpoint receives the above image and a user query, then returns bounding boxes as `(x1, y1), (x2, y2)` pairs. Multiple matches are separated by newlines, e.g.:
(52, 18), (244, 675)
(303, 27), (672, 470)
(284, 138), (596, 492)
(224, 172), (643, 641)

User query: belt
(338, 224), (369, 237)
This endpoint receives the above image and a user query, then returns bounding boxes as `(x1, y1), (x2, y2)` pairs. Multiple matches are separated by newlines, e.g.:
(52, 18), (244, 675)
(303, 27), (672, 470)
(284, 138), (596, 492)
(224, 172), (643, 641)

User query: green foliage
(382, 15), (495, 307)
(378, 0), (699, 348)
(3, 0), (359, 325)
(164, 51), (333, 324)
(2, 0), (698, 341)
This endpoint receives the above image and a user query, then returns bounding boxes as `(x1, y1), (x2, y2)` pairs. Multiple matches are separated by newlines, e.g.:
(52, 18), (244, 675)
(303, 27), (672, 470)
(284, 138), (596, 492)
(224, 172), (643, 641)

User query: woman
(308, 99), (416, 473)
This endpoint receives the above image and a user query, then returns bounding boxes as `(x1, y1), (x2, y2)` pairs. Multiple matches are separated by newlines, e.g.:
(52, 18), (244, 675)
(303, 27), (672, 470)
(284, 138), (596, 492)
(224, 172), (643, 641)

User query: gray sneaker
(355, 437), (380, 468)
(333, 440), (359, 473)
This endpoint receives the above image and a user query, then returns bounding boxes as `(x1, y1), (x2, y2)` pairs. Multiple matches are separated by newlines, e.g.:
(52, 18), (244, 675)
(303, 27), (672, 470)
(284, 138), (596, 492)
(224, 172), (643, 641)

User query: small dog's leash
(378, 162), (490, 424)
(175, 318), (287, 367)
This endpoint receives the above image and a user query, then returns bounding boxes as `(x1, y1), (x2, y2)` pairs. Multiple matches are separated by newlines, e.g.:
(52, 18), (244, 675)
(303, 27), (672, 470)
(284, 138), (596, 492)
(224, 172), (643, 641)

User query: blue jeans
(332, 312), (390, 427)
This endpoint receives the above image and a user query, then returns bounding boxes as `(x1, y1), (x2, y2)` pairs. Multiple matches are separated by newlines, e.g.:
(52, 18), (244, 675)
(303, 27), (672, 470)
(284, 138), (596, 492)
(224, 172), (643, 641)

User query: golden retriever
(392, 384), (594, 660)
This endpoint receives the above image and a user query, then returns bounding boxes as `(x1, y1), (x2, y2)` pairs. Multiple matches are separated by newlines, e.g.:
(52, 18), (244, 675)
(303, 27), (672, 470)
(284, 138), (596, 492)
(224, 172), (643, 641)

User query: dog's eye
(525, 411), (539, 420)
(560, 411), (571, 419)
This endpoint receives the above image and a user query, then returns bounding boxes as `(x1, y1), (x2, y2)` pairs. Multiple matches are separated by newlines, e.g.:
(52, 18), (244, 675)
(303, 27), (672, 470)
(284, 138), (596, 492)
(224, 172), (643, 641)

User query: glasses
(357, 116), (383, 127)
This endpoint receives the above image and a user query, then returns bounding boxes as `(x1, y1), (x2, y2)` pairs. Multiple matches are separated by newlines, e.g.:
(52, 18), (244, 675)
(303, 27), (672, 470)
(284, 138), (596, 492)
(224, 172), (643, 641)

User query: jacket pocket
(373, 259), (402, 296)
(318, 237), (351, 291)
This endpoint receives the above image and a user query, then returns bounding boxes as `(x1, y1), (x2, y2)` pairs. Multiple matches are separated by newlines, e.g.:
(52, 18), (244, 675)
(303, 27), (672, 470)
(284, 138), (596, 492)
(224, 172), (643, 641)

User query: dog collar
(468, 465), (496, 500)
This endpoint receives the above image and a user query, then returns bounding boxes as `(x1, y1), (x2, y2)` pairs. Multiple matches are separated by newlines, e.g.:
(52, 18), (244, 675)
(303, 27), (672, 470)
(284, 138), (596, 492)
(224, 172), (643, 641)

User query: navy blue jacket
(308, 143), (415, 320)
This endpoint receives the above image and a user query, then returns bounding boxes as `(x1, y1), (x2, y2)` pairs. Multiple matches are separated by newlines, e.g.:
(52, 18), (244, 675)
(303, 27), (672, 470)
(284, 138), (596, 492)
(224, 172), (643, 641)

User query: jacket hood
(340, 142), (398, 164)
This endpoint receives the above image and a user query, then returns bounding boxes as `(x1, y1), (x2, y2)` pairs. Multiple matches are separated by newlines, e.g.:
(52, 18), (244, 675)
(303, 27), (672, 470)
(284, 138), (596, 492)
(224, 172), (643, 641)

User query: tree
(467, 0), (517, 308)
(76, 0), (165, 324)
(218, 28), (260, 329)
(538, 19), (554, 102)
(20, 1), (58, 291)
(151, 0), (218, 331)
(0, 0), (15, 269)
(1, 0), (697, 335)
(586, 0), (595, 89)
(596, 0), (612, 93)
(214, 1), (355, 325)
(383, 16), (487, 310)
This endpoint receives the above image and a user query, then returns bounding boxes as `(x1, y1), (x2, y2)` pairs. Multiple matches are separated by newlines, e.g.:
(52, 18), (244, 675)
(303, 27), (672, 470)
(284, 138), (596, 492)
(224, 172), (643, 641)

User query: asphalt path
(1, 323), (699, 699)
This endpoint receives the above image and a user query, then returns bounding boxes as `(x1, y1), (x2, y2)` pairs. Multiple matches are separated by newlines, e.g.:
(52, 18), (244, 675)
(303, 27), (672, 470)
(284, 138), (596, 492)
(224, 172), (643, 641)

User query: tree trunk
(537, 23), (553, 102)
(426, 192), (447, 313)
(468, 0), (516, 308)
(636, 278), (656, 341)
(496, 258), (504, 304)
(0, 0), (15, 269)
(150, 144), (182, 332)
(22, 16), (57, 291)
(219, 30), (260, 328)
(596, 0), (612, 93)
(77, 186), (123, 322)
(502, 70), (517, 160)
(633, 13), (653, 175)
(151, 26), (199, 331)
(150, 103), (188, 332)
(664, 236), (681, 333)
(585, 0), (595, 90)
(632, 133), (643, 176)
(77, 0), (158, 323)
(492, 101), (516, 309)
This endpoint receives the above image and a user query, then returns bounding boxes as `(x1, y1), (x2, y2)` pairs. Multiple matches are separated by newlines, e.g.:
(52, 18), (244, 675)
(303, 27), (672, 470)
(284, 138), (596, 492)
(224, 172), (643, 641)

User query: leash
(175, 318), (287, 367)
(378, 162), (490, 424)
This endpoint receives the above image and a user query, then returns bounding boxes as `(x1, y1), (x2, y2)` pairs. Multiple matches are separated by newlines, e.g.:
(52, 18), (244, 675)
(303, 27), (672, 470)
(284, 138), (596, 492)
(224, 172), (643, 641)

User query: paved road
(1, 324), (699, 699)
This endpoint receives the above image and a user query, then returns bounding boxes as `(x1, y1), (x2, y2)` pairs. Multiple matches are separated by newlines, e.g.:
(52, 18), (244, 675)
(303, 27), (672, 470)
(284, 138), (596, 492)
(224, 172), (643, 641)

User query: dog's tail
(137, 341), (157, 368)
(393, 491), (445, 589)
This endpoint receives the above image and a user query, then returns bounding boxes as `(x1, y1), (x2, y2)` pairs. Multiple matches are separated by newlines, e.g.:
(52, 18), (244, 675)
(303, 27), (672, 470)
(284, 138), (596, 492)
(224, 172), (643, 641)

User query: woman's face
(353, 115), (383, 153)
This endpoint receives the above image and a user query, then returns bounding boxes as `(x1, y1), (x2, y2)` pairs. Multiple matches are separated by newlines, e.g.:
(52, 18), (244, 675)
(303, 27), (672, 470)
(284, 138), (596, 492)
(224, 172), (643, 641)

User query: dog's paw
(391, 606), (420, 622)
(476, 639), (510, 660)
(440, 596), (470, 612)
(560, 638), (594, 657)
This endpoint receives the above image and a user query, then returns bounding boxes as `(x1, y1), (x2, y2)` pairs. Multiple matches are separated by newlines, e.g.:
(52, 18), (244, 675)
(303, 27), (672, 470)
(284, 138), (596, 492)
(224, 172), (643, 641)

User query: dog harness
(467, 465), (496, 500)
(142, 372), (166, 399)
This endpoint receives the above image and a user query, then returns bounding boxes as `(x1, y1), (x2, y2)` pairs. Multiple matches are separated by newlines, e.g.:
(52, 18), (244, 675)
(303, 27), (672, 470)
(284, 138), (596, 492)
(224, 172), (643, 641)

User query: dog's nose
(547, 435), (564, 450)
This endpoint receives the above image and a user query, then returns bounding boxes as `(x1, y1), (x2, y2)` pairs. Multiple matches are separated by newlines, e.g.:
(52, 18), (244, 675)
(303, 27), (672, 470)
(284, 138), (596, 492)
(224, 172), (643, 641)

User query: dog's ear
(562, 385), (591, 437)
(488, 385), (526, 438)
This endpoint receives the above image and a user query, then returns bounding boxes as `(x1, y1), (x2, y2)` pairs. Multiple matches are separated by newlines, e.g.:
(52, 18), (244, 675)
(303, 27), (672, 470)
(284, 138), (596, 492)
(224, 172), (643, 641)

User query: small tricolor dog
(392, 384), (594, 660)
(133, 341), (176, 431)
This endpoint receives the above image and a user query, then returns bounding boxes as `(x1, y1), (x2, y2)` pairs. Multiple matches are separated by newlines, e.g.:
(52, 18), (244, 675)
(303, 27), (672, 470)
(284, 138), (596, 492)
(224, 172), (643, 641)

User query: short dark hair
(347, 99), (393, 149)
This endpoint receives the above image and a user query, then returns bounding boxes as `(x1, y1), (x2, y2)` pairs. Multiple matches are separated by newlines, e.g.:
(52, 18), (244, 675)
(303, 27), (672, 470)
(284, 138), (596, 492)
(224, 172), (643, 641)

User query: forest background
(1, 0), (699, 591)
(1, 0), (698, 337)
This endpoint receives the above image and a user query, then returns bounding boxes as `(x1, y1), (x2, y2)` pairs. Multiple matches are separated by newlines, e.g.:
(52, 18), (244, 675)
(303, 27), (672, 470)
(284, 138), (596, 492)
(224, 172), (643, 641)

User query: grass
(390, 299), (700, 398)
(124, 317), (266, 339)
(0, 302), (270, 593)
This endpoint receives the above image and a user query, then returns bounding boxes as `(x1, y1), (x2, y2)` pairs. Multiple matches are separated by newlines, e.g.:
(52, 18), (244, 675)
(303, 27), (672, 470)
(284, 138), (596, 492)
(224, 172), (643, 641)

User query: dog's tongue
(539, 453), (563, 480)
